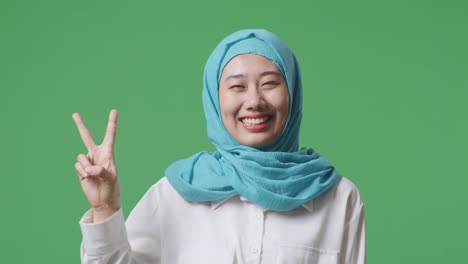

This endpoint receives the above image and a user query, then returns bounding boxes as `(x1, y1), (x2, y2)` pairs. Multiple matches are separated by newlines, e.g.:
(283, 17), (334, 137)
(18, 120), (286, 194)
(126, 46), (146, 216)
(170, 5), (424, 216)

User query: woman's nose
(245, 86), (266, 110)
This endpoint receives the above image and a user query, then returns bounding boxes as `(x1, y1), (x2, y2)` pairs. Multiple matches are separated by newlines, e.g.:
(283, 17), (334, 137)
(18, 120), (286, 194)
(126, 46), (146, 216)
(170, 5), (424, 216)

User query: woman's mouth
(239, 115), (273, 132)
(241, 116), (271, 125)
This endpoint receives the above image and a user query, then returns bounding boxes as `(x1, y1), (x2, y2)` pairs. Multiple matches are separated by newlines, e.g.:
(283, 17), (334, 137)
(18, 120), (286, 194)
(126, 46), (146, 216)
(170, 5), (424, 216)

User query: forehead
(220, 54), (281, 78)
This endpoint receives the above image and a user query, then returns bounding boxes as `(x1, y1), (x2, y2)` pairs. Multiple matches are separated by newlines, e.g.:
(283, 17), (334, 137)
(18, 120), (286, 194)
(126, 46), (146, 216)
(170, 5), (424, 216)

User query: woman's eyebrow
(224, 71), (281, 82)
(224, 74), (245, 82)
(260, 71), (281, 77)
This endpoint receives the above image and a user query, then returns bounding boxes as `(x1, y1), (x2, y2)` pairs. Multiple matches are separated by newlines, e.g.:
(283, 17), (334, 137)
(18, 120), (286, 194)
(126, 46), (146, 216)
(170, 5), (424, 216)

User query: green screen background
(1, 0), (467, 262)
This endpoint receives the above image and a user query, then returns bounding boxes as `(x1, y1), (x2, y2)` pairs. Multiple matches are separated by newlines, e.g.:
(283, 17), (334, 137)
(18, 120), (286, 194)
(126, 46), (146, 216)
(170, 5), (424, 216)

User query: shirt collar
(210, 196), (235, 210)
(211, 196), (314, 212)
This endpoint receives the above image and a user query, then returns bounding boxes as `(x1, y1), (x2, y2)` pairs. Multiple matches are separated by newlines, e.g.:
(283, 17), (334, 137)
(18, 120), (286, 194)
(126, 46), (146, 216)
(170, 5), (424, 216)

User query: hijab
(165, 29), (341, 211)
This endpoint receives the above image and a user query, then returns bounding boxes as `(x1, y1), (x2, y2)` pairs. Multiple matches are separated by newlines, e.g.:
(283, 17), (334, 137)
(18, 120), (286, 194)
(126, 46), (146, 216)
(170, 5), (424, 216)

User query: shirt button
(250, 247), (259, 254)
(256, 212), (262, 219)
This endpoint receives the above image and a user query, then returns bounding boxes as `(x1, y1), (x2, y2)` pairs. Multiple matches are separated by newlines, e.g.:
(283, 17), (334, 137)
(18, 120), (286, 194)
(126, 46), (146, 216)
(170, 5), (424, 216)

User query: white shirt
(80, 176), (365, 264)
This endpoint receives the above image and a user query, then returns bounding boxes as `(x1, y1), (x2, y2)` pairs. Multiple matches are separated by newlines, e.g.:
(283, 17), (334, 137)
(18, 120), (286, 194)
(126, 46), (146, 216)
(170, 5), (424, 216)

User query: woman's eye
(229, 85), (244, 90)
(262, 81), (279, 88)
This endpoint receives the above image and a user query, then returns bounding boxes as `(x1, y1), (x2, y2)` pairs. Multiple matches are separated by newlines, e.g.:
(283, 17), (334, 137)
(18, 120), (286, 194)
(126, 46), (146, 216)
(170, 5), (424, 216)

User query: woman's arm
(80, 209), (132, 263)
(340, 186), (366, 264)
(73, 110), (160, 263)
(80, 185), (161, 264)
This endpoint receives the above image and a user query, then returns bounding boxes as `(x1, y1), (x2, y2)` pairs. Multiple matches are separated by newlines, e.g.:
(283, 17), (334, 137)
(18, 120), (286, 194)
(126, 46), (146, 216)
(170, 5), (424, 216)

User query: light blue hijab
(165, 29), (341, 211)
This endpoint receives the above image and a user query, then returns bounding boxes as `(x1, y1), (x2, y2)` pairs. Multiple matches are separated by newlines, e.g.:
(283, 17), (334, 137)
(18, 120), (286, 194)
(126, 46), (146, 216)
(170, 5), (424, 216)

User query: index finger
(72, 112), (96, 150)
(102, 109), (118, 148)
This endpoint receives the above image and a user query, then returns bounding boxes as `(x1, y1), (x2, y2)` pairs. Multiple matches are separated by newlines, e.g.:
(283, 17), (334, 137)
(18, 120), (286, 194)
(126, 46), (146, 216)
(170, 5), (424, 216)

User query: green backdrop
(1, 0), (467, 263)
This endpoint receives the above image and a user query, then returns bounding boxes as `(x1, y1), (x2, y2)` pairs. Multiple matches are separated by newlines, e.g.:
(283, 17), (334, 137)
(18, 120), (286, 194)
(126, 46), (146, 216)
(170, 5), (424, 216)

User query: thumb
(85, 166), (104, 176)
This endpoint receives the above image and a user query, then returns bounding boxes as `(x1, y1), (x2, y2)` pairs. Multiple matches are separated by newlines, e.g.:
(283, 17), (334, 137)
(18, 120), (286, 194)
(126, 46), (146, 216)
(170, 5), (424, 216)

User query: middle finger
(72, 112), (97, 151)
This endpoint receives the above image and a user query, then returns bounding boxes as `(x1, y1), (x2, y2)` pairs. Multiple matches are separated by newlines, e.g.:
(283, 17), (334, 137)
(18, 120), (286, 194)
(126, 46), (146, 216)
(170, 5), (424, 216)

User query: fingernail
(85, 167), (93, 174)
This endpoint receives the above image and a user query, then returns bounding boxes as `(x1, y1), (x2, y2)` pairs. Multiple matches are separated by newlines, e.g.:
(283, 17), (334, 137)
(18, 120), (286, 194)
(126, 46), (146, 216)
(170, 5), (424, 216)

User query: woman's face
(219, 54), (289, 148)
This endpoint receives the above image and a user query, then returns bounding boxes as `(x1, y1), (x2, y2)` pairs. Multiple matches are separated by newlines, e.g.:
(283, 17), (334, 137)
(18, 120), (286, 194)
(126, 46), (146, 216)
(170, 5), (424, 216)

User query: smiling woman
(73, 29), (366, 264)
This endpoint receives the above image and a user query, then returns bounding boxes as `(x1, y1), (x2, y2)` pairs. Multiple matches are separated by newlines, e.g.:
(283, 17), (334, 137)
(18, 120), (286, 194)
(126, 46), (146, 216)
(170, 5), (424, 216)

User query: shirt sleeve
(79, 184), (161, 264)
(339, 187), (366, 264)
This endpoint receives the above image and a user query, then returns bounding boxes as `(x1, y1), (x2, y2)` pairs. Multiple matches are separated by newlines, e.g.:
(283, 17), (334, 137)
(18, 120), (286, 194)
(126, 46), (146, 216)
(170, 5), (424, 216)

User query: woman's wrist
(92, 202), (121, 223)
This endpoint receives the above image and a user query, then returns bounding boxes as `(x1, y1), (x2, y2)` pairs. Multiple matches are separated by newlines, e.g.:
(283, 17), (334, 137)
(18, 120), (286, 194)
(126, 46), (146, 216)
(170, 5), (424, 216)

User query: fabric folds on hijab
(165, 29), (342, 211)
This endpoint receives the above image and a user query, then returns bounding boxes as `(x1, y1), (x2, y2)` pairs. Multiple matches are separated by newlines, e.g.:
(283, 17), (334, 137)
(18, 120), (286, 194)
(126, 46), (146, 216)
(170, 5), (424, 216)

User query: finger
(75, 162), (88, 179)
(103, 109), (118, 148)
(72, 112), (97, 151)
(84, 165), (105, 177)
(77, 153), (93, 167)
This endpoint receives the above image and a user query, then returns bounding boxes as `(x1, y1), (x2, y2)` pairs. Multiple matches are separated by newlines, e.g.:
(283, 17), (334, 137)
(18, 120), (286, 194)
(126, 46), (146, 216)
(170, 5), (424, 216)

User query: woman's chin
(236, 134), (277, 148)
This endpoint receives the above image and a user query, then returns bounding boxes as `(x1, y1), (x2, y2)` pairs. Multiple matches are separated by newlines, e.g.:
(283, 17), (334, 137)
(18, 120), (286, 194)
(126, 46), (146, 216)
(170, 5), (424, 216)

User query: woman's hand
(72, 109), (121, 222)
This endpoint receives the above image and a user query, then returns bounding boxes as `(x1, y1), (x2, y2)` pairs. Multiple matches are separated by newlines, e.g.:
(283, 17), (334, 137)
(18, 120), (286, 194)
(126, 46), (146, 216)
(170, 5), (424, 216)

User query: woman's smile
(239, 113), (273, 132)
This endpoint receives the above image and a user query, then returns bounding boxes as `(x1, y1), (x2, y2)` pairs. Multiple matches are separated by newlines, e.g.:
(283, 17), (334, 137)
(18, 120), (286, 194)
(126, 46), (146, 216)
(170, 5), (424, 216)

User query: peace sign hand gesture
(72, 110), (121, 222)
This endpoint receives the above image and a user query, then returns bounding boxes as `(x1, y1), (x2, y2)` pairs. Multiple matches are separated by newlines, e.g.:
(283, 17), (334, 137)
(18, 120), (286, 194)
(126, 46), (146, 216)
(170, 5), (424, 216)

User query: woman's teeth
(241, 117), (270, 125)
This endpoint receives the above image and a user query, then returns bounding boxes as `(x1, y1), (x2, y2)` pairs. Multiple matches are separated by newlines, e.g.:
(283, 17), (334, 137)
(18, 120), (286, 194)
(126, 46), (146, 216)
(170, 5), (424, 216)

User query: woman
(73, 29), (366, 264)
